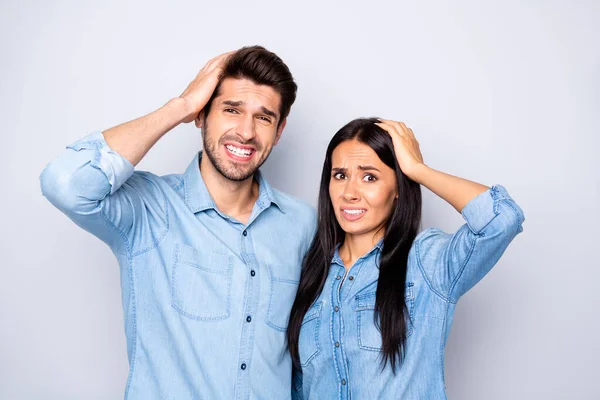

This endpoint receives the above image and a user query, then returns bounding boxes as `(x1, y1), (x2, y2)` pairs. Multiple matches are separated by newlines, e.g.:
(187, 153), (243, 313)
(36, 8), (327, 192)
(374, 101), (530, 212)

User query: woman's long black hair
(287, 117), (422, 373)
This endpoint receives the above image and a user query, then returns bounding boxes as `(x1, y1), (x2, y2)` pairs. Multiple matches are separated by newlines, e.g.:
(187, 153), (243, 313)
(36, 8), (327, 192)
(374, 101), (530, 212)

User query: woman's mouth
(341, 208), (367, 221)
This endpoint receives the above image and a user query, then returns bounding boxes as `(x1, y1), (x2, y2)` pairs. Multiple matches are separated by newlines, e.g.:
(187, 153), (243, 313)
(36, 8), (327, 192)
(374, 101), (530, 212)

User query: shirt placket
(331, 265), (351, 400)
(233, 226), (261, 400)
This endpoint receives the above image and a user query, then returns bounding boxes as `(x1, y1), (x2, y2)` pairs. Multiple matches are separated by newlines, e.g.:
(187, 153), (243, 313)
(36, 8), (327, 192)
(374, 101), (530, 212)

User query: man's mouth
(224, 144), (256, 161)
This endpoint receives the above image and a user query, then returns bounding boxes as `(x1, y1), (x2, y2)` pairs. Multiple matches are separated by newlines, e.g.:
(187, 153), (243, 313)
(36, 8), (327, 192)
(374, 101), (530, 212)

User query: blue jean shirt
(293, 185), (524, 400)
(40, 132), (316, 399)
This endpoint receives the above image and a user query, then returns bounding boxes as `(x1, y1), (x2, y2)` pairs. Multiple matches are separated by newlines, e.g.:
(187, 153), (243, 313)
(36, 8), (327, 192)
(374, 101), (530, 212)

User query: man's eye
(258, 116), (271, 122)
(224, 108), (239, 114)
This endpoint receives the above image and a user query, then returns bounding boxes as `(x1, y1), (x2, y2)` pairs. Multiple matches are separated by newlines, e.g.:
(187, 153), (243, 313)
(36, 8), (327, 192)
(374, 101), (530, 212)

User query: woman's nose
(342, 181), (360, 202)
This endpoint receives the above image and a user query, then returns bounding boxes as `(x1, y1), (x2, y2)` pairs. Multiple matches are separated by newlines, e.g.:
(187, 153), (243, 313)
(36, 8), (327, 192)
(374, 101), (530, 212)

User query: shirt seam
(123, 253), (138, 399)
(447, 233), (478, 303)
(98, 211), (138, 399)
(130, 177), (171, 258)
(415, 240), (451, 303)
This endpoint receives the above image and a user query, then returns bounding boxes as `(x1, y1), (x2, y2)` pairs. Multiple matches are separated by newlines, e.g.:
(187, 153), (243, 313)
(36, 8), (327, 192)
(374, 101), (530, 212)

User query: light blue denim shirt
(40, 132), (316, 399)
(293, 185), (524, 400)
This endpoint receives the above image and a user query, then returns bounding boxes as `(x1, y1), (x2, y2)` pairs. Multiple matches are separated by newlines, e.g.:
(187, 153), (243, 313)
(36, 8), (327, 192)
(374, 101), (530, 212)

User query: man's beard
(202, 126), (271, 182)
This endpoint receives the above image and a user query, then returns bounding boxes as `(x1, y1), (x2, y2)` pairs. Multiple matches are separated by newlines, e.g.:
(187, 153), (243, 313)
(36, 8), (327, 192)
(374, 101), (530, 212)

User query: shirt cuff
(461, 185), (514, 234)
(66, 131), (134, 195)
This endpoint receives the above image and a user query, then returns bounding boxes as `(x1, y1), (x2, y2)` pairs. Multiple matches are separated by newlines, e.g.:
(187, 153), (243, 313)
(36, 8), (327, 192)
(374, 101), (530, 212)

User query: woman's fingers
(376, 120), (402, 139)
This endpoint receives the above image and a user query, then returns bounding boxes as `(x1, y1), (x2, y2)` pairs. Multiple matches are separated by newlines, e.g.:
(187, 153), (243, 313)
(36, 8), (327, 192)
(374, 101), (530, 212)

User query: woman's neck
(338, 230), (384, 271)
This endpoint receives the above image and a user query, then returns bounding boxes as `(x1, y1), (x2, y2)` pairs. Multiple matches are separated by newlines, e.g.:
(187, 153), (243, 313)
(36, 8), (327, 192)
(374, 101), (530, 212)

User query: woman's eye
(363, 174), (377, 182)
(333, 172), (346, 180)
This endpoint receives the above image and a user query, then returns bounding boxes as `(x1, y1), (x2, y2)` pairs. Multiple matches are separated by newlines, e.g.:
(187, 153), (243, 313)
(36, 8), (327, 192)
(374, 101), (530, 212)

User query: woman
(287, 118), (525, 399)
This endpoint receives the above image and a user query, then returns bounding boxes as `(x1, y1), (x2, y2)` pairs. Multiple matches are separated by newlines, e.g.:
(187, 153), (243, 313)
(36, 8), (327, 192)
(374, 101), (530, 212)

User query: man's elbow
(40, 160), (104, 215)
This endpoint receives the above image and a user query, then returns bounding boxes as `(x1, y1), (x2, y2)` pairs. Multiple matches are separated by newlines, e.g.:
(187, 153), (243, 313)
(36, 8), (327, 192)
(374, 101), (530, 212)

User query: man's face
(198, 77), (286, 181)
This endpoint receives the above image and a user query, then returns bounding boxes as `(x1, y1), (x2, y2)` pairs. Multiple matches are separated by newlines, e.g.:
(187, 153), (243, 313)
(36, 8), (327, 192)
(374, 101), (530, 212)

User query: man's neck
(199, 155), (259, 225)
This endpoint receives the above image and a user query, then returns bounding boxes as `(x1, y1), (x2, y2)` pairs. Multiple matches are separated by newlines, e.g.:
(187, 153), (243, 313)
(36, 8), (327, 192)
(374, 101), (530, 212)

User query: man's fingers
(208, 51), (234, 70)
(200, 51), (234, 75)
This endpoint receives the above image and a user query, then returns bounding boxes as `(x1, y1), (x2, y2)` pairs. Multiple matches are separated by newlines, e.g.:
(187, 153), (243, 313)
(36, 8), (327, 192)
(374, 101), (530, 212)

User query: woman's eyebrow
(358, 165), (380, 172)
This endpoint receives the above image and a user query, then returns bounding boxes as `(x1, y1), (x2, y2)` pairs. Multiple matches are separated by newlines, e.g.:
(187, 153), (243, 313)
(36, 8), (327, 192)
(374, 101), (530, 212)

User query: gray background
(1, 0), (598, 398)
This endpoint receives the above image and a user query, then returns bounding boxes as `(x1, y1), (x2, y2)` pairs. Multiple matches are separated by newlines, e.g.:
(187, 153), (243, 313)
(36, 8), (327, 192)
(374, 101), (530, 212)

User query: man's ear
(273, 118), (287, 146)
(195, 110), (205, 129)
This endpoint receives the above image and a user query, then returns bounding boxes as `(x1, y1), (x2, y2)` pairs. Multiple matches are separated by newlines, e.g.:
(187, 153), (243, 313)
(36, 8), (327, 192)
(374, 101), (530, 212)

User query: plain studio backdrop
(1, 1), (598, 399)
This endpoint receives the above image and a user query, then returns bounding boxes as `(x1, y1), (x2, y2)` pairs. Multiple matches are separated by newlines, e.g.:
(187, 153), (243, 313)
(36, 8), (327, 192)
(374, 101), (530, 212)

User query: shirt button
(341, 379), (347, 385)
(243, 230), (248, 236)
(335, 342), (340, 347)
(348, 276), (354, 281)
(241, 363), (247, 370)
(246, 316), (252, 323)
(336, 275), (341, 280)
(250, 270), (256, 277)
(334, 306), (339, 312)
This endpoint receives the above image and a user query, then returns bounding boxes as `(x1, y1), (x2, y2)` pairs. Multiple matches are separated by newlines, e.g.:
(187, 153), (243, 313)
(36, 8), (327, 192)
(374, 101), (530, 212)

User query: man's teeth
(226, 145), (253, 156)
(343, 209), (365, 215)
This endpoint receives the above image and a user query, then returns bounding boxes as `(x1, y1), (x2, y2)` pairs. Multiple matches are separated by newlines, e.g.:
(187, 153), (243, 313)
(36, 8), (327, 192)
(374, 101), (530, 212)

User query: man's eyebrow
(221, 101), (278, 120)
(222, 100), (244, 107)
(260, 106), (278, 119)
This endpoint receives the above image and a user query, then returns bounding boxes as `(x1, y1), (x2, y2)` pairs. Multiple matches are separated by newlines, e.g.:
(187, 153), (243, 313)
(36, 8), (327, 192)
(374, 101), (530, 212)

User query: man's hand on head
(180, 51), (234, 124)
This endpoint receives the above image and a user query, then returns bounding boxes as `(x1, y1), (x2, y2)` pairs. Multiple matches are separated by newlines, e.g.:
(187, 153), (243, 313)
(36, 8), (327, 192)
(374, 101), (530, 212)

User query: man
(40, 46), (316, 399)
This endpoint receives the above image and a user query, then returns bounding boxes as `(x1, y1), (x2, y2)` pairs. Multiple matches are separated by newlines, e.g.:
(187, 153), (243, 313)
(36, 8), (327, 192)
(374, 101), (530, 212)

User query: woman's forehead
(331, 140), (383, 167)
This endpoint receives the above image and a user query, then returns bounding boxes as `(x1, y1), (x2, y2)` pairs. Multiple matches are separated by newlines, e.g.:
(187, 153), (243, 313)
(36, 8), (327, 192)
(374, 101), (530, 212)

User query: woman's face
(329, 139), (398, 240)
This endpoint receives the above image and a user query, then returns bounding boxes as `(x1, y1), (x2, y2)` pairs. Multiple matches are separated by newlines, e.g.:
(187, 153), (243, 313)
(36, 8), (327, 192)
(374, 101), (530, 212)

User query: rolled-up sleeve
(66, 132), (134, 195)
(415, 185), (525, 302)
(40, 132), (145, 255)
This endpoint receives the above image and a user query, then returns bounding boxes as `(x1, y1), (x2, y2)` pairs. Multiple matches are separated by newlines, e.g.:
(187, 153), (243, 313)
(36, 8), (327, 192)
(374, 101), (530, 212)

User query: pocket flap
(302, 302), (322, 325)
(355, 292), (377, 311)
(176, 244), (230, 274)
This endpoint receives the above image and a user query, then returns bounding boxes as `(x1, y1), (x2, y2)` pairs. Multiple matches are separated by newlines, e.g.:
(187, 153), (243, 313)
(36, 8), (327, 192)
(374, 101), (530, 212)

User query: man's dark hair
(204, 45), (297, 125)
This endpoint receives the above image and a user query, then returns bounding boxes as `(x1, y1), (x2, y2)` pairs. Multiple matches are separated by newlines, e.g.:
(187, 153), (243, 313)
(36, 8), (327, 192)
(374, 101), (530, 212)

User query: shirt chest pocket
(171, 243), (233, 321)
(355, 282), (414, 351)
(265, 264), (300, 331)
(298, 302), (322, 367)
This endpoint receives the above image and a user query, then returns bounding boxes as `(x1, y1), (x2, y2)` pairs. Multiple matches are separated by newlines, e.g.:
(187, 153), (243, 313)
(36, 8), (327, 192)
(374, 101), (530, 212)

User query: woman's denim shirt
(293, 185), (525, 400)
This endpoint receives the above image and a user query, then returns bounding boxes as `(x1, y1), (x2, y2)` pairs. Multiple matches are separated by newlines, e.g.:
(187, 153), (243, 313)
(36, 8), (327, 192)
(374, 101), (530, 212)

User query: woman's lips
(340, 208), (367, 221)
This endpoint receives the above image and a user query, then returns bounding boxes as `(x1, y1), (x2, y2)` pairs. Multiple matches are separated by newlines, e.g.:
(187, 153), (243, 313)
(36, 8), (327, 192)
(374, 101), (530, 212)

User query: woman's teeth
(343, 209), (365, 215)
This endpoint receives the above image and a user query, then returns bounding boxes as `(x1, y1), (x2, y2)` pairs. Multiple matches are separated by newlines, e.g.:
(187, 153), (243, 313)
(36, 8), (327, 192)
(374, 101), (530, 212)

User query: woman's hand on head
(375, 119), (425, 181)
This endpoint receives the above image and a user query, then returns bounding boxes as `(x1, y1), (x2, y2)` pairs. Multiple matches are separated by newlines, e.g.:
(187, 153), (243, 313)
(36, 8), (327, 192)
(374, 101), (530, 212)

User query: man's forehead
(216, 77), (281, 111)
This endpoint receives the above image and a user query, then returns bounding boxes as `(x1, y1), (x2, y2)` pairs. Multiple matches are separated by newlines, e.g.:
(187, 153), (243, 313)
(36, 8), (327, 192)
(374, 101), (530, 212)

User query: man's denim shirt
(293, 185), (524, 400)
(40, 132), (316, 400)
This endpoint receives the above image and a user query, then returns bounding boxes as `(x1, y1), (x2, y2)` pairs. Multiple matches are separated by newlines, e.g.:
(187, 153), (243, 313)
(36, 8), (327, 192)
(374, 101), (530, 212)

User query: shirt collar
(183, 152), (285, 214)
(331, 238), (384, 267)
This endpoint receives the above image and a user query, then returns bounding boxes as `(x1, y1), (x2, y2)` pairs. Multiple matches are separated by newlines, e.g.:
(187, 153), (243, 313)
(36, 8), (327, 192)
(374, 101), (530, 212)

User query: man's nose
(236, 115), (256, 142)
